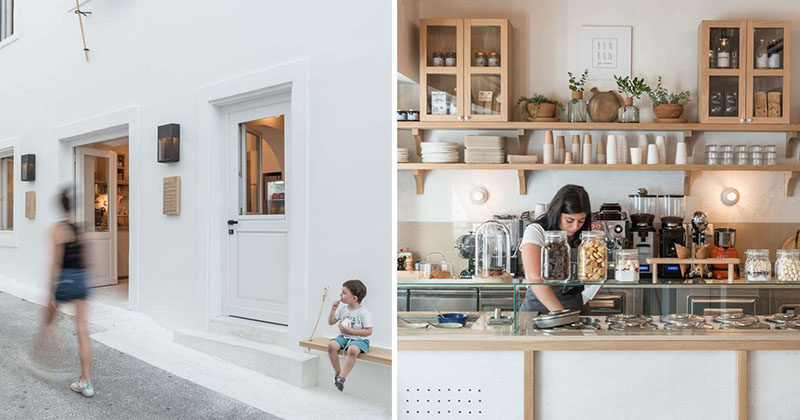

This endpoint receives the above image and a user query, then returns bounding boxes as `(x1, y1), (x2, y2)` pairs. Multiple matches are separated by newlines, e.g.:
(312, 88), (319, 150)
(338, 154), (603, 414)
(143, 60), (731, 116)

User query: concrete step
(174, 329), (318, 388)
(208, 316), (288, 347)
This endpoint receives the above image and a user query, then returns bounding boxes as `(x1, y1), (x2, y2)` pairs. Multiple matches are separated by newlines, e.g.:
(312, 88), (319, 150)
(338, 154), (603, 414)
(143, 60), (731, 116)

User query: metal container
(714, 227), (737, 248)
(530, 309), (580, 328)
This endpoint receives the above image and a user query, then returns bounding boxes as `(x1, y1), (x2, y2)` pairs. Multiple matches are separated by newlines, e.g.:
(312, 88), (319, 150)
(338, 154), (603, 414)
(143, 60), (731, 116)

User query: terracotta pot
(653, 103), (684, 119)
(587, 87), (623, 122)
(526, 102), (556, 119)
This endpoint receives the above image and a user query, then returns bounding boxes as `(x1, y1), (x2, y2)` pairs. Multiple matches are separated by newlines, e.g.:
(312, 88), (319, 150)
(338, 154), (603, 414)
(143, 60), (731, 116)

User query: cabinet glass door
(464, 19), (508, 121)
(420, 19), (463, 121)
(746, 22), (790, 123)
(699, 21), (746, 123)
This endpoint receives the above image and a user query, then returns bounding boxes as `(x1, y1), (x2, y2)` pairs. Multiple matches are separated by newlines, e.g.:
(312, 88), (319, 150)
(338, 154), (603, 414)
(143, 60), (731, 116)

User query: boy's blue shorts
(332, 335), (370, 354)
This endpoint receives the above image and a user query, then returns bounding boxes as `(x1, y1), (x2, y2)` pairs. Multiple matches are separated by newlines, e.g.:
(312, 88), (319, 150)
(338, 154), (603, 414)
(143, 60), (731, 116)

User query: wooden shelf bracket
(684, 132), (697, 157)
(412, 169), (427, 194)
(517, 169), (528, 195)
(411, 128), (424, 156)
(683, 170), (696, 195)
(787, 131), (799, 159)
(786, 171), (799, 197)
(517, 129), (528, 154)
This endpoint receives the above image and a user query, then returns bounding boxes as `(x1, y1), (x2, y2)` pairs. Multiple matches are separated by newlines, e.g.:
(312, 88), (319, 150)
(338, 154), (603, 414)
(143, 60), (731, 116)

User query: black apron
(519, 247), (584, 313)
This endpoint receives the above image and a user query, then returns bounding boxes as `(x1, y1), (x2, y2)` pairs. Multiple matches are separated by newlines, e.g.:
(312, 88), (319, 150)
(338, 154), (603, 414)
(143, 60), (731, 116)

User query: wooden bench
(299, 337), (392, 366)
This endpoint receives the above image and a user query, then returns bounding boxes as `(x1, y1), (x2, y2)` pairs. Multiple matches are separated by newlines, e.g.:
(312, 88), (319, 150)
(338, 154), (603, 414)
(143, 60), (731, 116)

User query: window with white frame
(0, 150), (13, 231)
(0, 0), (12, 42)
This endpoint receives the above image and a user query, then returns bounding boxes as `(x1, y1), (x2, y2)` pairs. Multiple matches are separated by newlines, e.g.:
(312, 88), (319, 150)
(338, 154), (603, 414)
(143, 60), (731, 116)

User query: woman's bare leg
(74, 299), (92, 382)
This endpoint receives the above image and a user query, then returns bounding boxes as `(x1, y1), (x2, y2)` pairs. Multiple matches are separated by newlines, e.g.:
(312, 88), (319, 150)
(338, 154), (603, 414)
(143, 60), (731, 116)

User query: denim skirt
(54, 268), (89, 302)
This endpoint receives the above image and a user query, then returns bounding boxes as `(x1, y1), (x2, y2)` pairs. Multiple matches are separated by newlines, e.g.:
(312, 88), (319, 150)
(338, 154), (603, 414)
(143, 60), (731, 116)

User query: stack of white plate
(397, 148), (409, 163)
(464, 135), (505, 164)
(420, 142), (460, 163)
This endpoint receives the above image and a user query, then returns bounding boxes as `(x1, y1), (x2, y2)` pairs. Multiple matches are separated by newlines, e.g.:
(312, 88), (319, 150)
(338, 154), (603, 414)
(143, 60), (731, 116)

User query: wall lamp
(721, 187), (740, 206)
(157, 123), (180, 163)
(21, 154), (35, 181)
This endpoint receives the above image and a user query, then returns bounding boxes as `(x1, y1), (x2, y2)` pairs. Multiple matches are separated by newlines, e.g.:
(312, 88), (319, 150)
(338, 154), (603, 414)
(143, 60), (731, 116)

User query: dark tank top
(62, 222), (84, 269)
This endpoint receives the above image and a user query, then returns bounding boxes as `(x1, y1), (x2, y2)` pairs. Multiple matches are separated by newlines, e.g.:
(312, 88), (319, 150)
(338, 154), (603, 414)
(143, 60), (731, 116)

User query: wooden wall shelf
(397, 163), (800, 197)
(399, 122), (800, 159)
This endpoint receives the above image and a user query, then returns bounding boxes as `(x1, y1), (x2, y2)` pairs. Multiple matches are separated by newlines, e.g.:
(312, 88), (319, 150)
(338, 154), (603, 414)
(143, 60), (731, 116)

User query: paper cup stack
(464, 135), (506, 164)
(397, 148), (409, 163)
(420, 142), (460, 163)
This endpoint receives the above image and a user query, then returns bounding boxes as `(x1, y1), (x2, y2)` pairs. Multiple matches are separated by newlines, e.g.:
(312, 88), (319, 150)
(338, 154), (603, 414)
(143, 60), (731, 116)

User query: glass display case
(698, 20), (790, 124)
(419, 18), (510, 122)
(398, 278), (800, 336)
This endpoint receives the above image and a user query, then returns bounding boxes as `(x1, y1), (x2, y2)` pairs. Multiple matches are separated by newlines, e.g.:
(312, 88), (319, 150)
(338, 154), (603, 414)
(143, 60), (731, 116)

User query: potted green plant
(648, 76), (691, 122)
(515, 95), (564, 121)
(567, 69), (589, 122)
(614, 75), (650, 123)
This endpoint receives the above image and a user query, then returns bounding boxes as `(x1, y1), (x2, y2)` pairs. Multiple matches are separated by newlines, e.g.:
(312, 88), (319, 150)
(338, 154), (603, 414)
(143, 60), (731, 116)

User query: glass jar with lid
(541, 231), (570, 282)
(474, 220), (511, 279)
(615, 249), (640, 282)
(487, 51), (500, 67)
(744, 249), (771, 282)
(473, 51), (487, 67)
(444, 52), (457, 67)
(418, 252), (455, 279)
(766, 151), (777, 165)
(577, 230), (607, 281)
(776, 249), (800, 282)
(432, 52), (445, 67)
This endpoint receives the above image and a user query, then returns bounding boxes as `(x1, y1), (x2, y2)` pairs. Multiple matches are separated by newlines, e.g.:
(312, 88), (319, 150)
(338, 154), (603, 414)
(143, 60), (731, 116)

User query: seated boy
(327, 279), (373, 391)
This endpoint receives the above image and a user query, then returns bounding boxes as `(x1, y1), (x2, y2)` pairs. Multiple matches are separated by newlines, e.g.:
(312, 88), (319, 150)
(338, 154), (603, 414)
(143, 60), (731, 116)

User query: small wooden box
(754, 91), (768, 117)
(767, 91), (782, 117)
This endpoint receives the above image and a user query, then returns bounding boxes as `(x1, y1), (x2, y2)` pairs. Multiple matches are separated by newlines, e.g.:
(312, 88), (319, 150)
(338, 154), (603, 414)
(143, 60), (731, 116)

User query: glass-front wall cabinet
(420, 18), (509, 122)
(699, 20), (790, 124)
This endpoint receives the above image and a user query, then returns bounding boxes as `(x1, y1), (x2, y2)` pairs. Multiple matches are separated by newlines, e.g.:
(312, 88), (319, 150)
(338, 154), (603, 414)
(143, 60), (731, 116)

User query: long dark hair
(534, 184), (592, 244)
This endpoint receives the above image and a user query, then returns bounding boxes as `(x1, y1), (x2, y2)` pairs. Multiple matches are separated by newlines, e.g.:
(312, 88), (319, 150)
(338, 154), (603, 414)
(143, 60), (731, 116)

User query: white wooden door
(76, 147), (118, 287)
(227, 100), (290, 325)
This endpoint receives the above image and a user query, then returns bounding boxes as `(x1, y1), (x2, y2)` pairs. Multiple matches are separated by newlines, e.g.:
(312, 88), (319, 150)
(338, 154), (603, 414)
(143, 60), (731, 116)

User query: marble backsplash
(398, 221), (800, 274)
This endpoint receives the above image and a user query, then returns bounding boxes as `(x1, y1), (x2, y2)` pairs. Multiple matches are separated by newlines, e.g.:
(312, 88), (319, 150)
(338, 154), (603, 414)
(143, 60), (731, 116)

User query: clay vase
(587, 87), (624, 122)
(526, 102), (557, 119)
(653, 104), (684, 119)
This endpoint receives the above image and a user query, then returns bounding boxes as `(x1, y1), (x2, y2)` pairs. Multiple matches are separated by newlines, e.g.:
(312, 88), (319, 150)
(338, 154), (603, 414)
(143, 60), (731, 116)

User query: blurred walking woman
(519, 184), (592, 313)
(43, 188), (94, 397)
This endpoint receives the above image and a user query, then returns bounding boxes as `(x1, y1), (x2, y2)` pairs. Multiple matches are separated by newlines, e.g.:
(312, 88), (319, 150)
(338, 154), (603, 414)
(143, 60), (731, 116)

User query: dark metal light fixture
(157, 123), (180, 163)
(21, 154), (35, 181)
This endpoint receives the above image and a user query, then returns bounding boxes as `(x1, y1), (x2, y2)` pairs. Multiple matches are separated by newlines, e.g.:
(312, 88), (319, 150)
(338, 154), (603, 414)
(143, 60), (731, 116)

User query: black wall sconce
(157, 123), (180, 163)
(21, 154), (35, 181)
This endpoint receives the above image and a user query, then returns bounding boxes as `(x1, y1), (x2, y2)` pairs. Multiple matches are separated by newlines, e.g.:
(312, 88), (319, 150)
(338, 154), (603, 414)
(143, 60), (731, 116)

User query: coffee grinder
(658, 194), (687, 280)
(689, 211), (712, 279)
(595, 203), (628, 272)
(454, 231), (476, 278)
(628, 189), (658, 279)
(711, 227), (740, 279)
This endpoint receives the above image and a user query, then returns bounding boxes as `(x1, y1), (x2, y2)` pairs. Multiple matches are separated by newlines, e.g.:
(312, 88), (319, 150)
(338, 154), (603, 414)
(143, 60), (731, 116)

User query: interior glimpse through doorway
(77, 136), (130, 307)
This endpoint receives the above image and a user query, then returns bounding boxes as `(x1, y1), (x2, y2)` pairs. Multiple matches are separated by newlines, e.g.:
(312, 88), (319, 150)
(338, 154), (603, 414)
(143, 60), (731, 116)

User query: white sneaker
(70, 380), (94, 397)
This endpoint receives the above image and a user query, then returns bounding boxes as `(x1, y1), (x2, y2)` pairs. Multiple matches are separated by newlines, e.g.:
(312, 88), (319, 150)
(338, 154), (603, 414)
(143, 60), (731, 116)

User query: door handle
(227, 220), (239, 225)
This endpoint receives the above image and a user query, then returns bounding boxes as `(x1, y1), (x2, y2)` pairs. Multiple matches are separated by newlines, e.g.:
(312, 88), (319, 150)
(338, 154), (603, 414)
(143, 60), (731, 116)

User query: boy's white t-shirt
(335, 303), (373, 340)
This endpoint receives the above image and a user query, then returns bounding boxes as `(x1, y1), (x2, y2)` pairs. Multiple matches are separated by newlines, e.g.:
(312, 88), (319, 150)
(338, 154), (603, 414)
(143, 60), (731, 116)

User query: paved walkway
(0, 292), (278, 420)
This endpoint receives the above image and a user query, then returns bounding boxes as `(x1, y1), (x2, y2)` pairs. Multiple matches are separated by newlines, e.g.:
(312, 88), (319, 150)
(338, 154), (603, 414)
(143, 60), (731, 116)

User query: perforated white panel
(398, 351), (524, 419)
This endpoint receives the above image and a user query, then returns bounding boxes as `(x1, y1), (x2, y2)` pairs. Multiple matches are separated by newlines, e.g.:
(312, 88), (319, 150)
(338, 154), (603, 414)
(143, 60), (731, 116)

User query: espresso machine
(658, 194), (687, 280)
(711, 227), (740, 279)
(594, 203), (629, 272)
(628, 189), (658, 279)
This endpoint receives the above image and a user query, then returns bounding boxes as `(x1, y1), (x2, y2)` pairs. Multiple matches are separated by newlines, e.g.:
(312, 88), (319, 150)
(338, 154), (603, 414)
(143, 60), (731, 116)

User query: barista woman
(519, 184), (592, 313)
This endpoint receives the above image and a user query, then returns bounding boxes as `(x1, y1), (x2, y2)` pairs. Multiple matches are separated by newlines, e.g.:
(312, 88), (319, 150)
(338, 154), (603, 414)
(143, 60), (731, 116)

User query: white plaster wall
(398, 0), (800, 223)
(0, 0), (391, 350)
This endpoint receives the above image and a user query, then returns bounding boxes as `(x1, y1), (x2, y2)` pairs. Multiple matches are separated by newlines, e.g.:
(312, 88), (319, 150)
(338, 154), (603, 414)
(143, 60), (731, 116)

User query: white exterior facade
(0, 0), (391, 404)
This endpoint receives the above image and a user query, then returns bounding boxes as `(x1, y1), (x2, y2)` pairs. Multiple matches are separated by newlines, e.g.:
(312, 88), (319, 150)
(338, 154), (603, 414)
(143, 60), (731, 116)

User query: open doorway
(75, 136), (130, 307)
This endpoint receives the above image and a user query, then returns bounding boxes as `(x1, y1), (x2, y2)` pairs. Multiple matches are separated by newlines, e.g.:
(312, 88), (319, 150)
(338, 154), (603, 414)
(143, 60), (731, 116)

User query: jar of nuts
(541, 231), (570, 282)
(614, 249), (640, 282)
(577, 230), (608, 282)
(418, 252), (454, 280)
(744, 249), (771, 282)
(776, 249), (800, 282)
